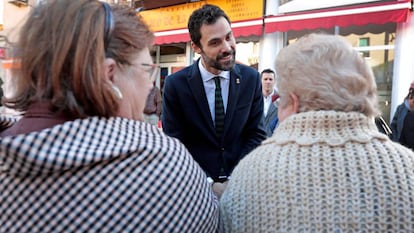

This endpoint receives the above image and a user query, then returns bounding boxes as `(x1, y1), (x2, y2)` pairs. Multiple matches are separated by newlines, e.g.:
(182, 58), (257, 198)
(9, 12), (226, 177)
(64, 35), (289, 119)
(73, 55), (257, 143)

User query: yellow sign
(212, 0), (263, 22)
(140, 2), (203, 32)
(140, 0), (263, 32)
(0, 24), (3, 31)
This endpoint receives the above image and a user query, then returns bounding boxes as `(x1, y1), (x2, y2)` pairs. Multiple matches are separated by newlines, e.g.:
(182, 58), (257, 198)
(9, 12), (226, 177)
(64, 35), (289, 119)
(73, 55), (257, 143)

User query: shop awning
(154, 29), (189, 45)
(265, 1), (412, 33)
(278, 0), (383, 13)
(154, 18), (263, 45)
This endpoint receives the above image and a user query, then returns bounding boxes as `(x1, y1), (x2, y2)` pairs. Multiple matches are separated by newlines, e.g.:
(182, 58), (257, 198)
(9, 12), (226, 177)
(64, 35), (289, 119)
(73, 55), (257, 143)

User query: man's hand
(212, 181), (228, 200)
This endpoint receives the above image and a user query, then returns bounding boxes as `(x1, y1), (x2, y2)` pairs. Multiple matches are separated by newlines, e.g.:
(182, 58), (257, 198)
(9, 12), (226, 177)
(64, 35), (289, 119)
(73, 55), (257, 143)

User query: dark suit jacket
(263, 95), (278, 137)
(162, 61), (266, 179)
(390, 102), (409, 142)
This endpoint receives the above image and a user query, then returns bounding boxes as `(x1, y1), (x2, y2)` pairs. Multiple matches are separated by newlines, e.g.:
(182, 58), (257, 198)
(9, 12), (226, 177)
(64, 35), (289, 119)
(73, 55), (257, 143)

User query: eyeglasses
(140, 63), (160, 82)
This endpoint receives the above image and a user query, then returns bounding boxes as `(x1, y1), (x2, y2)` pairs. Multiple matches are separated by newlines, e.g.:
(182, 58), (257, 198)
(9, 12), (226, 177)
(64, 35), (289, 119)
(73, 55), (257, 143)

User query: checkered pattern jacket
(0, 116), (219, 233)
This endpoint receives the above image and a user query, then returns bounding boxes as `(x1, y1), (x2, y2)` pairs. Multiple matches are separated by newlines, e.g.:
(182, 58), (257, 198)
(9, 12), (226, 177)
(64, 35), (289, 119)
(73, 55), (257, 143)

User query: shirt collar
(264, 90), (275, 98)
(198, 59), (230, 82)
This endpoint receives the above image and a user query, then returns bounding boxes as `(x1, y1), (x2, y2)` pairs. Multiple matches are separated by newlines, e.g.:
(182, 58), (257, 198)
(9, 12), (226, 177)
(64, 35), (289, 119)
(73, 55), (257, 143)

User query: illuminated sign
(140, 0), (263, 32)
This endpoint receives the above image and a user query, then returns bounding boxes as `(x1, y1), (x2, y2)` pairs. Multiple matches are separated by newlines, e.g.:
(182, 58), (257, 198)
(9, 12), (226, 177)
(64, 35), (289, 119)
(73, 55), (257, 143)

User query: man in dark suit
(261, 69), (279, 137)
(162, 4), (266, 196)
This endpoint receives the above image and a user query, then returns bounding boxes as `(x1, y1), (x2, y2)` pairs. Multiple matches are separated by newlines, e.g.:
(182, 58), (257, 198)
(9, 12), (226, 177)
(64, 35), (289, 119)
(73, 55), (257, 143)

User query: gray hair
(275, 33), (379, 118)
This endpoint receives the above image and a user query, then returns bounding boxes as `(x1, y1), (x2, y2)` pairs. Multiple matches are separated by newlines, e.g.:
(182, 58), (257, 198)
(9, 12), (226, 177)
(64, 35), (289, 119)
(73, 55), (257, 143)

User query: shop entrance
(152, 43), (187, 94)
(286, 23), (396, 123)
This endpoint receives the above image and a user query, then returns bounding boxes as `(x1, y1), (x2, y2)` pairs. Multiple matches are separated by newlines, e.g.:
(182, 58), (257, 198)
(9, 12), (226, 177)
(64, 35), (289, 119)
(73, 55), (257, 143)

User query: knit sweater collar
(266, 110), (388, 146)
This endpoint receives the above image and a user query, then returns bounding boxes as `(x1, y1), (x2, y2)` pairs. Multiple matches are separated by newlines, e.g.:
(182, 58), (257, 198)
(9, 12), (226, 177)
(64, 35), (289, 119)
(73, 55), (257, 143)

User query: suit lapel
(187, 63), (216, 134)
(265, 103), (277, 123)
(223, 67), (241, 134)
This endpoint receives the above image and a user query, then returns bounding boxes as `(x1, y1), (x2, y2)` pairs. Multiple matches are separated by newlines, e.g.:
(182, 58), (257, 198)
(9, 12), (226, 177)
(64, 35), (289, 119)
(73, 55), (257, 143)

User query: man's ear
(191, 41), (201, 54)
(104, 58), (117, 83)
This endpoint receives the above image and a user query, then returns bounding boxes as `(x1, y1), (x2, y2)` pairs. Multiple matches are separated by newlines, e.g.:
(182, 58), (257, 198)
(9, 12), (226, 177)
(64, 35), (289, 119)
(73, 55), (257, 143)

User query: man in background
(144, 84), (162, 126)
(391, 81), (414, 150)
(261, 69), (279, 137)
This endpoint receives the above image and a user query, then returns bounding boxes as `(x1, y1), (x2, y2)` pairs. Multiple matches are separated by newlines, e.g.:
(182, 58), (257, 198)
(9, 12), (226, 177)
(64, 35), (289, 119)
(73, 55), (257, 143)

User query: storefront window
(236, 41), (260, 70)
(341, 23), (396, 123)
(152, 43), (187, 94)
(285, 22), (396, 122)
(358, 37), (370, 57)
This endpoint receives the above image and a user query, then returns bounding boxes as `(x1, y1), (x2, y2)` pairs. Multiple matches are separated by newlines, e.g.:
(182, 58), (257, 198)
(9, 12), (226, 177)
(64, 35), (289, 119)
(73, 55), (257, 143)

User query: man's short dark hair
(261, 68), (275, 76)
(408, 88), (414, 99)
(188, 4), (231, 48)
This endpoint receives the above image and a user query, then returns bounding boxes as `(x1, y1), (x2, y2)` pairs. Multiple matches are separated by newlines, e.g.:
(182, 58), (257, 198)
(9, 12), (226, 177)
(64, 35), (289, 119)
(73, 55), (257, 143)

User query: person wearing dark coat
(391, 84), (414, 150)
(162, 4), (266, 198)
(261, 68), (279, 137)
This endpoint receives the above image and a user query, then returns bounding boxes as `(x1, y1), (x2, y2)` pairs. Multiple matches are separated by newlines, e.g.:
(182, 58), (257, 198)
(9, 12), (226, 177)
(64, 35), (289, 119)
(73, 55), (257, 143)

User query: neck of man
(263, 89), (273, 97)
(201, 58), (221, 75)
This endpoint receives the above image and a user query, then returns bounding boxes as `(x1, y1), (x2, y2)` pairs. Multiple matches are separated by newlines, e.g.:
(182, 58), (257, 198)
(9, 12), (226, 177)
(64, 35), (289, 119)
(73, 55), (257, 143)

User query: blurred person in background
(0, 1), (219, 232)
(261, 68), (279, 137)
(0, 77), (3, 106)
(390, 81), (414, 150)
(143, 83), (162, 126)
(220, 33), (414, 232)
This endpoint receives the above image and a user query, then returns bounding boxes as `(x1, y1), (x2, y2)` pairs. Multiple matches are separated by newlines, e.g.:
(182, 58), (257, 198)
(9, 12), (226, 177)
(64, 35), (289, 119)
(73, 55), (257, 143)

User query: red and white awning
(153, 1), (411, 44)
(154, 28), (189, 45)
(154, 18), (263, 45)
(265, 1), (411, 33)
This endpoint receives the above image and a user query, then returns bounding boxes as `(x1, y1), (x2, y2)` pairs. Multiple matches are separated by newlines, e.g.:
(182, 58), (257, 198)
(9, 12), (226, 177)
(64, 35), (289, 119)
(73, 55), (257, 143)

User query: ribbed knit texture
(220, 110), (414, 233)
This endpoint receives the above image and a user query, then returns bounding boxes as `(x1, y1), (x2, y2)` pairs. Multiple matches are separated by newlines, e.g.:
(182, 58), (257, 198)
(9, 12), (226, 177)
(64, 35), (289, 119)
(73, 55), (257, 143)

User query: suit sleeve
(240, 72), (267, 156)
(162, 75), (185, 141)
(390, 104), (402, 142)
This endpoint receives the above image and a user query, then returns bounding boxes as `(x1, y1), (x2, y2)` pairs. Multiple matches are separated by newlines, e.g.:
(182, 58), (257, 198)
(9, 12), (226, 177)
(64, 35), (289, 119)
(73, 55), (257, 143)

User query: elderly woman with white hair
(220, 33), (414, 232)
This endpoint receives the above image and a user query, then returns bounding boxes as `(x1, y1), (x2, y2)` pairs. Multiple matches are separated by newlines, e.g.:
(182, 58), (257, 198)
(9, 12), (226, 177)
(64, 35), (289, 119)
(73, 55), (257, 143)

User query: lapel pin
(236, 78), (240, 84)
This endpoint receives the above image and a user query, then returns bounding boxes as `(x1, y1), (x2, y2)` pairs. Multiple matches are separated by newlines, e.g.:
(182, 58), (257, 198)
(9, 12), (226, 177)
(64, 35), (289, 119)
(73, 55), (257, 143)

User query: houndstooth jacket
(0, 116), (219, 233)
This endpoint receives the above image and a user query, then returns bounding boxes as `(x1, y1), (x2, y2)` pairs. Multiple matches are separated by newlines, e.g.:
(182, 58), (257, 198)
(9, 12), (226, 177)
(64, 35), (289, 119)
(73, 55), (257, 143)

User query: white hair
(276, 33), (379, 118)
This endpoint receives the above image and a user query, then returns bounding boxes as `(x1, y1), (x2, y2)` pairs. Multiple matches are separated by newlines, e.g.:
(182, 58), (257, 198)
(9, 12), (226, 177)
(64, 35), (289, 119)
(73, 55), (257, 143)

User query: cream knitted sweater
(220, 110), (414, 233)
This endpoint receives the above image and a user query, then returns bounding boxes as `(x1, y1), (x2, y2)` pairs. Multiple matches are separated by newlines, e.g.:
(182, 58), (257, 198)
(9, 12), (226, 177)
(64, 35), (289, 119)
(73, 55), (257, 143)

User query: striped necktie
(214, 76), (225, 137)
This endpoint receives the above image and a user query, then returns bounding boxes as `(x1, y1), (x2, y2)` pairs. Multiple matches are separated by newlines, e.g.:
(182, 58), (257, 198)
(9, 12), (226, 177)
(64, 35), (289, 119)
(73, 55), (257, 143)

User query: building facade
(140, 0), (413, 123)
(1, 0), (413, 123)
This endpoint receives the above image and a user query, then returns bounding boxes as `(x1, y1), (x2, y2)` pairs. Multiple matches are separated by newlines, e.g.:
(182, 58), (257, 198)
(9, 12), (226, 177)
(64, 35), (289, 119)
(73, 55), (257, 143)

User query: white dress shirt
(263, 90), (275, 117)
(198, 61), (230, 123)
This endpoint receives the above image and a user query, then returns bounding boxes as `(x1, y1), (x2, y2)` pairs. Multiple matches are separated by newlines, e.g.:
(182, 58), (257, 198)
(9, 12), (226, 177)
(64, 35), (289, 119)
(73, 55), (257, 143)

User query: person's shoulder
(105, 118), (190, 158)
(167, 64), (194, 80)
(395, 102), (408, 113)
(238, 67), (261, 92)
(232, 65), (260, 85)
(383, 140), (414, 161)
(0, 110), (22, 134)
(397, 102), (405, 108)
